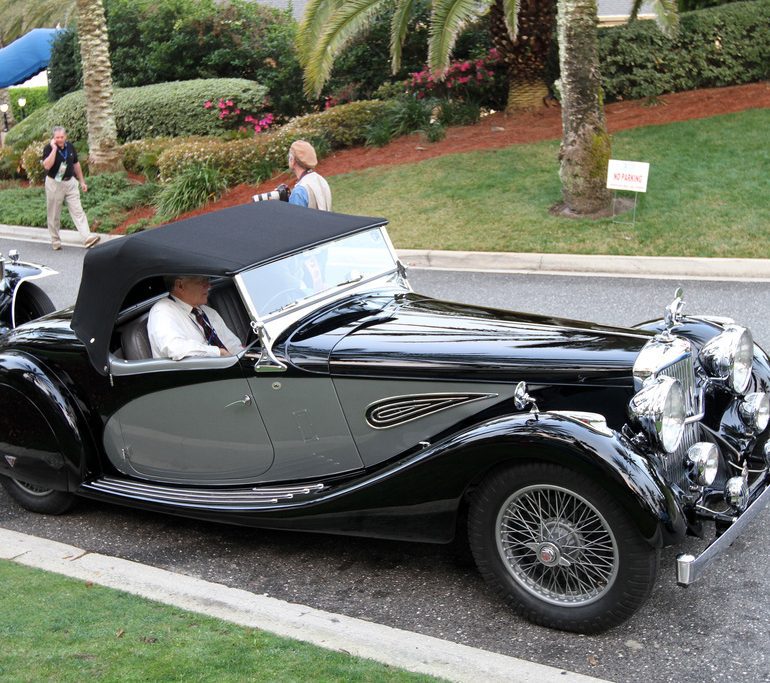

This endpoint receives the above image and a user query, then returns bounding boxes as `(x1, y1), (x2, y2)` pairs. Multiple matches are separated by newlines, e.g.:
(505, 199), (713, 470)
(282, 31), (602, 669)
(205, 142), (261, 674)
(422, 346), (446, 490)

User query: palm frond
(428, 0), (486, 73)
(637, 0), (679, 36)
(303, 0), (388, 97)
(390, 0), (420, 74)
(297, 0), (344, 68)
(501, 0), (520, 42)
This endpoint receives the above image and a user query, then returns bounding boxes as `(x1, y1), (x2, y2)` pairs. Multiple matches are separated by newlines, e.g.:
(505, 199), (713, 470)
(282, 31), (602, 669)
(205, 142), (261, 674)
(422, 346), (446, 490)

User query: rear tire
(468, 462), (659, 633)
(0, 475), (76, 514)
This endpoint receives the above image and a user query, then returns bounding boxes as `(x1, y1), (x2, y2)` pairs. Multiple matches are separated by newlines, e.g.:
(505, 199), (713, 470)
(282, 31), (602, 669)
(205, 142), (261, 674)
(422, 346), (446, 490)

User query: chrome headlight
(739, 392), (770, 432)
(700, 325), (753, 394)
(629, 375), (686, 453)
(687, 443), (719, 486)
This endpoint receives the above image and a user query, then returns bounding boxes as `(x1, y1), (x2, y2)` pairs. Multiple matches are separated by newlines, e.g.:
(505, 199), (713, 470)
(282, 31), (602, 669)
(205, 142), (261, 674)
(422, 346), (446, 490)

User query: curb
(0, 224), (122, 248)
(2, 223), (767, 280)
(399, 249), (770, 282)
(0, 528), (607, 683)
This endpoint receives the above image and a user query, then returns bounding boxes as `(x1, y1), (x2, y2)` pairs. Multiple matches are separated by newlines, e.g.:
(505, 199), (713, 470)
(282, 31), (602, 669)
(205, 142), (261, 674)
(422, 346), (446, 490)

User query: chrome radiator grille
(658, 356), (698, 487)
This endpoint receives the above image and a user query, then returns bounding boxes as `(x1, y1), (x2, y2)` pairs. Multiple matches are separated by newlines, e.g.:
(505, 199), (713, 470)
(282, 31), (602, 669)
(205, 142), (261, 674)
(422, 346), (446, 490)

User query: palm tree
(0, 0), (122, 173)
(489, 0), (557, 111)
(299, 0), (677, 215)
(75, 0), (122, 172)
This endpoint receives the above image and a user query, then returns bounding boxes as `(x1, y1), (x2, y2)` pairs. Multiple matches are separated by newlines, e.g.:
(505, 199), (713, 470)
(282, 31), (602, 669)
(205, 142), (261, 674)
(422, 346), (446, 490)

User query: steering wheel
(262, 287), (307, 315)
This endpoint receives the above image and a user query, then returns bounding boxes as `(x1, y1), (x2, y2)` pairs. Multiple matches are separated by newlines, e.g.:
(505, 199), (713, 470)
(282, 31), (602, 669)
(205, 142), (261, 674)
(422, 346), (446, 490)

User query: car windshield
(238, 227), (398, 319)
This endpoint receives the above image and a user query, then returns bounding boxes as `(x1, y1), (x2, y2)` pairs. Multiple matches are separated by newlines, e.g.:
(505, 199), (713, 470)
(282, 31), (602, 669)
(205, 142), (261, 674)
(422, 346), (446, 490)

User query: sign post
(606, 159), (650, 226)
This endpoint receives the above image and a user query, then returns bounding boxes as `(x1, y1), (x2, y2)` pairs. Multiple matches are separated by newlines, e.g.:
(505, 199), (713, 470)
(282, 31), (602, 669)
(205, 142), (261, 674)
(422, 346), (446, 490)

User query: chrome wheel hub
(496, 484), (619, 607)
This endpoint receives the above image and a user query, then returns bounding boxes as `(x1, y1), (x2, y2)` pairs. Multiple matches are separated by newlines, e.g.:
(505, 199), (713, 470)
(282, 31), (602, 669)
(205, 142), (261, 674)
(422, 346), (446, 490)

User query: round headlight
(700, 325), (754, 394)
(629, 375), (686, 453)
(739, 392), (770, 432)
(687, 442), (719, 486)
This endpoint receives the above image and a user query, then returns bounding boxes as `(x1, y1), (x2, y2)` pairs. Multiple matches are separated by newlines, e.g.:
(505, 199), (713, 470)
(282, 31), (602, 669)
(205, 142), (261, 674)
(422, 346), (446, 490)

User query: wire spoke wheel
(496, 484), (619, 606)
(13, 479), (56, 497)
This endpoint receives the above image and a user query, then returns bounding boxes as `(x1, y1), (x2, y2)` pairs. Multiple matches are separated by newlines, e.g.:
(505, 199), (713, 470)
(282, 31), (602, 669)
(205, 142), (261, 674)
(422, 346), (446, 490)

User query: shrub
(154, 164), (227, 220)
(0, 147), (22, 180)
(9, 86), (49, 120)
(436, 99), (481, 126)
(364, 97), (435, 146)
(122, 136), (209, 177)
(157, 100), (390, 186)
(20, 140), (48, 185)
(599, 0), (770, 101)
(406, 49), (506, 108)
(45, 79), (269, 143)
(4, 104), (53, 150)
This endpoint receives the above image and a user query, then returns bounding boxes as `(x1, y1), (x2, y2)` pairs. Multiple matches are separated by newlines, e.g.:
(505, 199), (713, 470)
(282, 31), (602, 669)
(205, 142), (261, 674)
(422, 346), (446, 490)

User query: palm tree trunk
(506, 78), (549, 111)
(75, 0), (123, 173)
(556, 0), (611, 215)
(0, 88), (15, 136)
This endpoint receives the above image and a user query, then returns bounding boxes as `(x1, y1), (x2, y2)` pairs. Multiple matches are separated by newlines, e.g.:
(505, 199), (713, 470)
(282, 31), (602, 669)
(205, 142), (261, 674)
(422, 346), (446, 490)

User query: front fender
(0, 260), (57, 332)
(0, 351), (87, 491)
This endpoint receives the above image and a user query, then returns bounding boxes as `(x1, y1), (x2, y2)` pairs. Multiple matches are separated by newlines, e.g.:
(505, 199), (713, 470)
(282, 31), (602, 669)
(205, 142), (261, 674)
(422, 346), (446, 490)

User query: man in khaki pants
(41, 127), (100, 250)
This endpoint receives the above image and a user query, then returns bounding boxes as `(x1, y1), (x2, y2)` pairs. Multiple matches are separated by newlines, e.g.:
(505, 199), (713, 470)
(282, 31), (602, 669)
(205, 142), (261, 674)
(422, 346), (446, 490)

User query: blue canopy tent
(0, 28), (63, 89)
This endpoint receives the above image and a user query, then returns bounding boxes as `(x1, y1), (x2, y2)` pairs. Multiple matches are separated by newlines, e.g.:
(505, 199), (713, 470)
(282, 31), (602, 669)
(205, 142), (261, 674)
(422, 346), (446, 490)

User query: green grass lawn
(0, 560), (440, 683)
(331, 108), (770, 258)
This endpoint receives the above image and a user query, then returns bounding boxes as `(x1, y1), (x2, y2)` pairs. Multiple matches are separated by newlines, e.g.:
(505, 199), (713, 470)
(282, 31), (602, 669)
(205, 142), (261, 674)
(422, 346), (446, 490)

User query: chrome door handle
(225, 395), (252, 408)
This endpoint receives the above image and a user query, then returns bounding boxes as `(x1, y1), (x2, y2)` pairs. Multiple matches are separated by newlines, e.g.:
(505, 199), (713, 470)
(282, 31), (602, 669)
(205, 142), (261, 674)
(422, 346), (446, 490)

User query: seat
(121, 312), (151, 360)
(208, 283), (252, 345)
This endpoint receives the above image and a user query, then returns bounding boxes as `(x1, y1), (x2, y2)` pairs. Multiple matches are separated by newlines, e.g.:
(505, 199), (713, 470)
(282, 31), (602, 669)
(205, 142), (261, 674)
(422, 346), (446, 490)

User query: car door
(104, 356), (275, 486)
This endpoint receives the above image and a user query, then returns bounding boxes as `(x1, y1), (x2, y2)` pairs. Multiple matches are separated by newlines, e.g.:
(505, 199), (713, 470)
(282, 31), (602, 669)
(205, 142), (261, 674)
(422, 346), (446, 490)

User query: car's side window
(111, 277), (256, 366)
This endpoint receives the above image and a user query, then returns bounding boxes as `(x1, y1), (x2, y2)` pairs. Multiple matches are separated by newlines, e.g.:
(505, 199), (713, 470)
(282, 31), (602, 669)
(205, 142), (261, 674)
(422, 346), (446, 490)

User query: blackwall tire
(468, 462), (659, 633)
(0, 475), (76, 515)
(13, 283), (55, 326)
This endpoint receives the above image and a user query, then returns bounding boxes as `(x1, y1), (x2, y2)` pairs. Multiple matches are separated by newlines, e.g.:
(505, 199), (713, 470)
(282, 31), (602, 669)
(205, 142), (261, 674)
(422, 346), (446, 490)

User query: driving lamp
(700, 325), (753, 394)
(687, 443), (719, 486)
(738, 392), (770, 432)
(629, 375), (686, 453)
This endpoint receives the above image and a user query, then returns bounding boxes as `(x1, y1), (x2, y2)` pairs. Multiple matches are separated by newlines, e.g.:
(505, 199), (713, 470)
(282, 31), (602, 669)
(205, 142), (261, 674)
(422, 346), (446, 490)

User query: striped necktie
(192, 307), (226, 350)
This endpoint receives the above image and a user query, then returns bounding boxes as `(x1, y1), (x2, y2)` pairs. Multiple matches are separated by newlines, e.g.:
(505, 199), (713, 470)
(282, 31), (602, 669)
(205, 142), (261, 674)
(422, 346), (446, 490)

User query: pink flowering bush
(203, 98), (275, 135)
(406, 49), (506, 107)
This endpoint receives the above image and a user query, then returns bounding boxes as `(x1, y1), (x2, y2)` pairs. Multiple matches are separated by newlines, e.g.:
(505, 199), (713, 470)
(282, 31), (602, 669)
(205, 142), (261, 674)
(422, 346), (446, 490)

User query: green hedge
(599, 0), (770, 101)
(39, 79), (269, 143)
(157, 100), (390, 185)
(4, 104), (53, 150)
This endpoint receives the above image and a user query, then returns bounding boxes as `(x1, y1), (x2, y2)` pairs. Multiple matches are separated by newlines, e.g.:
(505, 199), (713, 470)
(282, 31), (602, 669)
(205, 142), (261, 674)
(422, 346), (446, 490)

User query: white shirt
(147, 295), (244, 360)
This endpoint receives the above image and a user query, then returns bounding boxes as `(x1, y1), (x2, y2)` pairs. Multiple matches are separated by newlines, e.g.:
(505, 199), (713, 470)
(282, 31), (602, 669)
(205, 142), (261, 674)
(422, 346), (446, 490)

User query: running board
(82, 476), (326, 510)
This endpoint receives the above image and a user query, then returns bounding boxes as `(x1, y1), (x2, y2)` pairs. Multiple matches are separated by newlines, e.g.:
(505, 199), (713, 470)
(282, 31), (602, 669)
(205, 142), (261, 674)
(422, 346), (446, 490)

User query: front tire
(0, 475), (76, 514)
(468, 462), (658, 633)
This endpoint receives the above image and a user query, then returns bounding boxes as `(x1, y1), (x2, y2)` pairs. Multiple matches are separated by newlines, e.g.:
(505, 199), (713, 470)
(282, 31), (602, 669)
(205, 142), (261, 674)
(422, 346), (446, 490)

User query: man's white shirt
(148, 295), (243, 360)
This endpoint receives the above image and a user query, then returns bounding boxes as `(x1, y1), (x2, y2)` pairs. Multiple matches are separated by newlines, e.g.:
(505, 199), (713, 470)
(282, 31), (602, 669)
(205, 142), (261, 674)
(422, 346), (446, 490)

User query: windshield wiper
(336, 273), (363, 287)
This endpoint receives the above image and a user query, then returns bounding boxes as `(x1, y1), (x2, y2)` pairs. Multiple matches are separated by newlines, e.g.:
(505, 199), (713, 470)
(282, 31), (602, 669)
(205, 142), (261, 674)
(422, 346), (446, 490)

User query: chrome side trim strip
(82, 476), (325, 510)
(676, 478), (770, 586)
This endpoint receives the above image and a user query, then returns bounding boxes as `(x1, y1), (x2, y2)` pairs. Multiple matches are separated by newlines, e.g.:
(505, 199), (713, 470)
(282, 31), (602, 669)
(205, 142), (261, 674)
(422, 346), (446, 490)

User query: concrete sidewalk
(2, 223), (769, 280)
(0, 528), (607, 683)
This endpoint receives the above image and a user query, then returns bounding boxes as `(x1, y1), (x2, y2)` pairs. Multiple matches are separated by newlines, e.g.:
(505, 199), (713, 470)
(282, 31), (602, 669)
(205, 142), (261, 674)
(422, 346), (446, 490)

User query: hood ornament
(662, 287), (685, 340)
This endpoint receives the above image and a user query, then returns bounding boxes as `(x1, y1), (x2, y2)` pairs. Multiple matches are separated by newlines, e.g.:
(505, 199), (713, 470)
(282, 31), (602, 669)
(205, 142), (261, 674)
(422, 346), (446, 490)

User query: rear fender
(0, 351), (87, 491)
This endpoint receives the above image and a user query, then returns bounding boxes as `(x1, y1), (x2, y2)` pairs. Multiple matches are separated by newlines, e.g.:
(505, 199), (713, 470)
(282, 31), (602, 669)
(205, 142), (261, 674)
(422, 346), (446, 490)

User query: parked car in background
(1, 202), (768, 633)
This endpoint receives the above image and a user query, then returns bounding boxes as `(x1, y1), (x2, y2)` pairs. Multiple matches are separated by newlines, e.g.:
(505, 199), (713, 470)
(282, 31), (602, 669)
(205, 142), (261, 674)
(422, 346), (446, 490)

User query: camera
(253, 183), (291, 203)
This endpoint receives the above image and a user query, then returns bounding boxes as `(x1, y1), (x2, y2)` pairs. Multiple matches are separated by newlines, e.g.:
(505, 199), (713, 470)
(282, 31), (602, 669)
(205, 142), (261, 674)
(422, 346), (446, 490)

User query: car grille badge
(4, 455), (17, 468)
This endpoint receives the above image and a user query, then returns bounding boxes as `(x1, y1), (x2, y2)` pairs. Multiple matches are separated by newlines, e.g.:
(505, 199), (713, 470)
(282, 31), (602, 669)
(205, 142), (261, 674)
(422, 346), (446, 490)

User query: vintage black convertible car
(1, 202), (768, 633)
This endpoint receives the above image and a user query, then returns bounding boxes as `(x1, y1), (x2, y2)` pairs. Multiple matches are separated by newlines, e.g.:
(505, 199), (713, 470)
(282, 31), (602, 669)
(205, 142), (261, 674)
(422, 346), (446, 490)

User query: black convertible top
(71, 201), (387, 373)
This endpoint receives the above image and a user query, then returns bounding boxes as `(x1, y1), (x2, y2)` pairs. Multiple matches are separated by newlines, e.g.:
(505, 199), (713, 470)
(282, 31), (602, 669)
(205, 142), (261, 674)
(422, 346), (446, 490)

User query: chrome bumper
(676, 478), (770, 586)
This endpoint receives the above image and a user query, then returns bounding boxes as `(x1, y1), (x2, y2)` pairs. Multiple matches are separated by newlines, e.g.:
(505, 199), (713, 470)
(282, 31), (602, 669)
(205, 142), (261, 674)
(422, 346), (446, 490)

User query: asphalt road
(2, 238), (769, 683)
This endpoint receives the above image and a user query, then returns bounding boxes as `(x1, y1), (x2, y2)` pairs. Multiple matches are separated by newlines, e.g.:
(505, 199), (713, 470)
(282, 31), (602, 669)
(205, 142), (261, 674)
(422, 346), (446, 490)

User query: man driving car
(148, 275), (243, 360)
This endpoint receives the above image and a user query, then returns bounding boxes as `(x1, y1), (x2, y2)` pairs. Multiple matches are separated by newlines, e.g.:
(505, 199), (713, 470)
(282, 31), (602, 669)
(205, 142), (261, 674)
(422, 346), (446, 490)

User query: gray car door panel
(106, 379), (275, 485)
(245, 376), (364, 480)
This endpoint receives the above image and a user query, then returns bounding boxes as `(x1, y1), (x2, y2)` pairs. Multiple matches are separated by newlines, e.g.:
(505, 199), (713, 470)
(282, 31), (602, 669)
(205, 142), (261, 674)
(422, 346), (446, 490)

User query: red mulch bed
(114, 81), (769, 232)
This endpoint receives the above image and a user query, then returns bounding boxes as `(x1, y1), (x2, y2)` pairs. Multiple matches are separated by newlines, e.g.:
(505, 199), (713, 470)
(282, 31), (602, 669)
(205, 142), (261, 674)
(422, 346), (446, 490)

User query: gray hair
(52, 126), (66, 136)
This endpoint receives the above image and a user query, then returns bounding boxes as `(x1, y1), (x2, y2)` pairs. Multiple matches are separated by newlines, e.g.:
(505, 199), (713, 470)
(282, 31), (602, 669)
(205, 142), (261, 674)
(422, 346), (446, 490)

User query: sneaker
(52, 243), (62, 251)
(84, 235), (101, 249)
